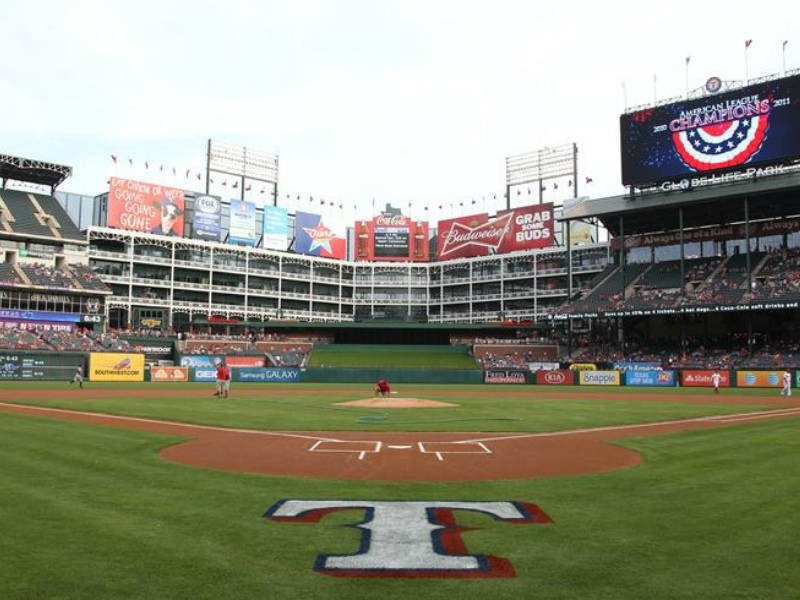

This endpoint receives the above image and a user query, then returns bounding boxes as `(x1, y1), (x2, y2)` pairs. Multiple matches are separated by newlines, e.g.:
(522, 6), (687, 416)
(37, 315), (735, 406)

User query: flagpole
(685, 56), (690, 97)
(653, 73), (657, 104)
(621, 81), (627, 110)
(783, 40), (788, 76)
(745, 40), (750, 83)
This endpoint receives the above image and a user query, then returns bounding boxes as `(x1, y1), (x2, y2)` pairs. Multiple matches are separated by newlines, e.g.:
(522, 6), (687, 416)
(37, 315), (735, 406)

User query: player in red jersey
(374, 379), (391, 398)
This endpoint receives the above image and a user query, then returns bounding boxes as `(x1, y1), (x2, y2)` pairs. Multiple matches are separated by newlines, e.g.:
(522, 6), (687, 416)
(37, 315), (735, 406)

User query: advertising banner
(484, 369), (528, 384)
(0, 320), (73, 332)
(0, 310), (81, 323)
(437, 203), (554, 260)
(178, 355), (225, 369)
(294, 211), (346, 260)
(625, 370), (676, 387)
(620, 74), (800, 186)
(535, 370), (575, 385)
(108, 178), (185, 236)
(89, 353), (145, 382)
(229, 200), (257, 246)
(736, 370), (784, 388)
(0, 353), (85, 380)
(225, 356), (266, 368)
(579, 371), (621, 386)
(192, 194), (222, 242)
(569, 363), (597, 371)
(354, 214), (430, 262)
(613, 362), (662, 372)
(529, 361), (560, 371)
(191, 368), (218, 382)
(150, 366), (189, 382)
(682, 370), (731, 387)
(235, 368), (302, 382)
(796, 371), (800, 388)
(126, 339), (174, 358)
(262, 205), (289, 250)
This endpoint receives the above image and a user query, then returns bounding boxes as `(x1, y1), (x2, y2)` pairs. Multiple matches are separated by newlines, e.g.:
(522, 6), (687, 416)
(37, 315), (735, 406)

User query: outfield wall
(0, 351), (86, 381)
(301, 367), (484, 384)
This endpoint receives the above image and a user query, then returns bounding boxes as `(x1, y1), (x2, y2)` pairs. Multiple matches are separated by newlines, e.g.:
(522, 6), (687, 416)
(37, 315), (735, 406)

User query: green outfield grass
(0, 382), (778, 433)
(1, 394), (799, 599)
(307, 344), (478, 369)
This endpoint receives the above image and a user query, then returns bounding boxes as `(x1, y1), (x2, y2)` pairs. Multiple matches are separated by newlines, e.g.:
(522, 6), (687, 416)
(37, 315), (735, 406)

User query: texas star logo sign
(265, 499), (552, 578)
(302, 221), (337, 254)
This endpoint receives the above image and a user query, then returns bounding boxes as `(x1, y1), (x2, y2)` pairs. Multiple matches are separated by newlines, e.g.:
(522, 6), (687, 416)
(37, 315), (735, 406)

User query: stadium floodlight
(206, 140), (279, 204)
(505, 143), (578, 209)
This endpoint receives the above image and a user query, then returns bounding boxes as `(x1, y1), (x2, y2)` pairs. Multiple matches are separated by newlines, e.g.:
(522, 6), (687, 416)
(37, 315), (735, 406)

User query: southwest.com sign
(579, 371), (621, 386)
(89, 353), (145, 382)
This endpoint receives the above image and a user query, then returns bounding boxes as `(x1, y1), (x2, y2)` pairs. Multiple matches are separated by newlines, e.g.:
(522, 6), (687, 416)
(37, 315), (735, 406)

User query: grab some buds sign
(437, 203), (554, 260)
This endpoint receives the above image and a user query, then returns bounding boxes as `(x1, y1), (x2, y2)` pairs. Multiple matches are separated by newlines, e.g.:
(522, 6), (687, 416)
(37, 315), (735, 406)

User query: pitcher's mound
(335, 398), (459, 408)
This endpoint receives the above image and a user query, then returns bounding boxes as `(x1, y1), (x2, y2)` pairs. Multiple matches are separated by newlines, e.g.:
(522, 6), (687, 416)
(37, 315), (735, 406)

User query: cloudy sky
(1, 0), (796, 219)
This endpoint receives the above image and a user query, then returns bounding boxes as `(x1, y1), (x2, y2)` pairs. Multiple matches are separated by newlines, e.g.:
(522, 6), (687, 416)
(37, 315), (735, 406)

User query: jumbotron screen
(620, 74), (800, 186)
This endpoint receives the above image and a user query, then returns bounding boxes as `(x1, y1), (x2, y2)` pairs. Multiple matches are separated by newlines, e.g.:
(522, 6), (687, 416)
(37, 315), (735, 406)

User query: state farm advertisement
(225, 356), (266, 368)
(354, 214), (429, 262)
(108, 178), (185, 236)
(536, 370), (575, 385)
(437, 203), (554, 260)
(681, 370), (730, 387)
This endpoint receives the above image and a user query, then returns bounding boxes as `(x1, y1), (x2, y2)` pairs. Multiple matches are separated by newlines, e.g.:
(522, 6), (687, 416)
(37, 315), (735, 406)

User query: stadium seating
(19, 263), (77, 290)
(0, 189), (83, 241)
(0, 263), (23, 286)
(70, 264), (111, 292)
(0, 329), (50, 351)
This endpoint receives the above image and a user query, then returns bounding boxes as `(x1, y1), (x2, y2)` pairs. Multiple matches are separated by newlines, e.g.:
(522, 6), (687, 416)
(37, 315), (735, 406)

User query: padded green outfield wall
(300, 367), (485, 384)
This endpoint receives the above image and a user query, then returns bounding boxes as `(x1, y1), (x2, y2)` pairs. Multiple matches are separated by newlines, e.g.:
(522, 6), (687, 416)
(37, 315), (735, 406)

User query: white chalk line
(0, 402), (343, 443)
(2, 401), (800, 452)
(452, 406), (800, 444)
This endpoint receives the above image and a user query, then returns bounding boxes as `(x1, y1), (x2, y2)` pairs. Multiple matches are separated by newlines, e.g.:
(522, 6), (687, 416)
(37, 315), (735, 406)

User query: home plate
(388, 445), (413, 449)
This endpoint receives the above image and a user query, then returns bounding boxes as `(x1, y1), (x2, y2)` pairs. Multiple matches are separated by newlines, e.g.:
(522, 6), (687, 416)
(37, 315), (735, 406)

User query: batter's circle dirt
(334, 398), (459, 408)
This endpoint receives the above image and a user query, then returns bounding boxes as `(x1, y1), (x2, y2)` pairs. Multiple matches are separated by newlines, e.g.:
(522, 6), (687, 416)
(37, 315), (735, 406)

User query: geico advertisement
(90, 353), (145, 381)
(579, 371), (621, 386)
(736, 370), (784, 388)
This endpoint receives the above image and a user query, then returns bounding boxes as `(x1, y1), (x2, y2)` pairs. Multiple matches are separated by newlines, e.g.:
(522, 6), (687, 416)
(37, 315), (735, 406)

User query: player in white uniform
(70, 366), (84, 389)
(711, 371), (722, 394)
(781, 371), (792, 397)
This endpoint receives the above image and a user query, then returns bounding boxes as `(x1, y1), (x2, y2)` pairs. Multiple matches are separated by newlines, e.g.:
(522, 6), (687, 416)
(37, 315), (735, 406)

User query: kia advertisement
(437, 203), (554, 260)
(682, 370), (731, 387)
(736, 370), (784, 388)
(294, 211), (346, 260)
(354, 214), (430, 262)
(535, 370), (575, 385)
(192, 194), (222, 242)
(108, 178), (185, 236)
(620, 74), (800, 186)
(625, 370), (676, 387)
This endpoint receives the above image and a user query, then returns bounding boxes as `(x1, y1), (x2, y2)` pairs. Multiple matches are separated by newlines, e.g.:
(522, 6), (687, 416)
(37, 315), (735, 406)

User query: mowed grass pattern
(1, 404), (800, 599)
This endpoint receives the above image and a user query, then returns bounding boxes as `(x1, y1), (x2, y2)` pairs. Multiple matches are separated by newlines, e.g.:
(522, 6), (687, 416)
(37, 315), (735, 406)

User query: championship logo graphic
(294, 211), (346, 259)
(670, 98), (770, 171)
(265, 500), (552, 578)
(302, 221), (337, 254)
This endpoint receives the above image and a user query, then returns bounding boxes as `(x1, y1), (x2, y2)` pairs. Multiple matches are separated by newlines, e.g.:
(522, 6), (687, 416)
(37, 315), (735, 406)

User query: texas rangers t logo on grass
(265, 500), (552, 578)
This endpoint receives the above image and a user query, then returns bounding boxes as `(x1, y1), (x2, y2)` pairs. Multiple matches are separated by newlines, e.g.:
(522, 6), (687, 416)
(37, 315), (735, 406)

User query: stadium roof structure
(562, 170), (800, 236)
(0, 154), (72, 191)
(194, 320), (547, 331)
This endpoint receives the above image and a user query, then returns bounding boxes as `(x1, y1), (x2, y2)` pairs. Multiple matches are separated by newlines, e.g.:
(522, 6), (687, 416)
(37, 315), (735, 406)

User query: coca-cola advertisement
(355, 214), (429, 262)
(437, 203), (554, 260)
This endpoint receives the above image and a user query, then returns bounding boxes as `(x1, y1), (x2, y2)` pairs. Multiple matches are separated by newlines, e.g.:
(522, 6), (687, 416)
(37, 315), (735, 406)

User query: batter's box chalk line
(309, 440), (382, 460)
(418, 441), (492, 462)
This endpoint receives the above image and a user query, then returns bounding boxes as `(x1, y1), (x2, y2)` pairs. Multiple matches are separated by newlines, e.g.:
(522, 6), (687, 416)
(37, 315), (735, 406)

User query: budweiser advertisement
(354, 214), (430, 262)
(437, 203), (554, 260)
(681, 370), (731, 387)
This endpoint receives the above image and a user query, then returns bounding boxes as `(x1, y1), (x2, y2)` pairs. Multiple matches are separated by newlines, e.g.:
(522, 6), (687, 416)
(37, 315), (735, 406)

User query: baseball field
(1, 382), (799, 598)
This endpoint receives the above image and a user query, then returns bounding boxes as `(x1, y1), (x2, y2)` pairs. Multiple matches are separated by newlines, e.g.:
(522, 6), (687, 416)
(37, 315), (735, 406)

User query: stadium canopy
(561, 170), (800, 236)
(192, 320), (547, 331)
(0, 153), (72, 191)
